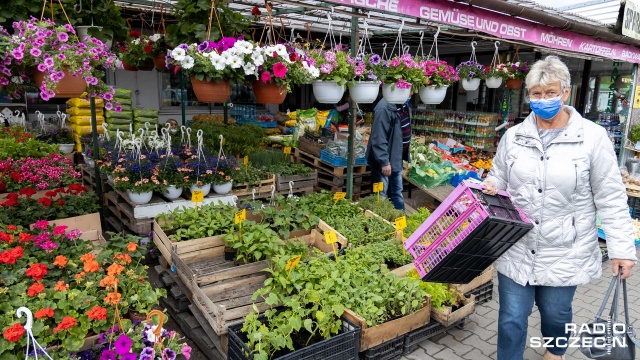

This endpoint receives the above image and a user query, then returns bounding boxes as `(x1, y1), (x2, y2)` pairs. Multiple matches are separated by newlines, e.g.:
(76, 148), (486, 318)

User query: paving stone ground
(401, 249), (640, 360)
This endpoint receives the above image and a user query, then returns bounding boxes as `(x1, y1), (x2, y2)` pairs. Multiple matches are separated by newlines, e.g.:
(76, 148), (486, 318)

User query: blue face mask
(529, 96), (563, 120)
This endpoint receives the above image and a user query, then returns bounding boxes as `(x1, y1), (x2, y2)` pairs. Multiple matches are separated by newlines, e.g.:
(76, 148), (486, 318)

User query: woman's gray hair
(525, 55), (571, 91)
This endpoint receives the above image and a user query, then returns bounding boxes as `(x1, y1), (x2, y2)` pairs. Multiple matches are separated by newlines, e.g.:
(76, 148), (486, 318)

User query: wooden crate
(232, 174), (276, 198)
(316, 169), (371, 187)
(449, 266), (494, 294)
(104, 192), (154, 236)
(293, 148), (369, 177)
(183, 227), (346, 336)
(362, 209), (403, 241)
(297, 136), (328, 158)
(276, 169), (318, 191)
(342, 295), (432, 351)
(431, 294), (476, 327)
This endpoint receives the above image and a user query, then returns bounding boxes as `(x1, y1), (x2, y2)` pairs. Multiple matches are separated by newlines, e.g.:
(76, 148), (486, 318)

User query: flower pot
(381, 83), (411, 104)
(191, 76), (232, 103)
(224, 246), (236, 261)
(137, 60), (155, 71)
(33, 68), (87, 98)
(312, 81), (345, 104)
(162, 185), (183, 200)
(349, 81), (380, 104)
(462, 78), (481, 91)
(154, 54), (167, 71)
(485, 77), (503, 89)
(252, 81), (287, 104)
(189, 183), (211, 197)
(107, 174), (115, 184)
(126, 190), (153, 205)
(506, 79), (523, 89)
(122, 61), (138, 71)
(213, 181), (233, 195)
(76, 26), (103, 43)
(419, 86), (448, 105)
(58, 144), (74, 155)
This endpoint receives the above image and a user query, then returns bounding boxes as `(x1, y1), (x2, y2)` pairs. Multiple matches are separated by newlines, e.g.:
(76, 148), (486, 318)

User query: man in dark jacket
(366, 98), (411, 211)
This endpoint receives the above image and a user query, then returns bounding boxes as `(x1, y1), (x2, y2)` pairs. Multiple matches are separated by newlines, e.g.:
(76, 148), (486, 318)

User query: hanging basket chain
(206, 0), (224, 41)
(491, 41), (501, 68)
(389, 18), (404, 58)
(428, 26), (441, 62)
(40, 0), (79, 42)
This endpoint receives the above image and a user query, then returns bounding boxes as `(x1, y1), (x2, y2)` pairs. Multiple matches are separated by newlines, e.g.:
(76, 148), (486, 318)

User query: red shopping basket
(404, 181), (533, 283)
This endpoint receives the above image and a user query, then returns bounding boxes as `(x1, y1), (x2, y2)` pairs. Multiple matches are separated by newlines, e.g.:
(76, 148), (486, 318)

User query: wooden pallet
(79, 164), (108, 192)
(293, 148), (369, 177)
(104, 192), (154, 236)
(315, 179), (371, 194)
(232, 174), (276, 198)
(316, 169), (371, 187)
(276, 170), (318, 191)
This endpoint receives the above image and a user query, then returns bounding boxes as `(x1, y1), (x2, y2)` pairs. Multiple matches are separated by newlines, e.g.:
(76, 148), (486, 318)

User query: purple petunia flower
(11, 49), (23, 60)
(104, 102), (113, 111)
(140, 347), (154, 357)
(57, 32), (69, 42)
(121, 354), (136, 360)
(85, 76), (99, 86)
(162, 348), (176, 360)
(114, 334), (132, 355)
(197, 42), (208, 52)
(44, 57), (54, 68)
(115, 105), (122, 112)
(179, 43), (189, 50)
(103, 93), (113, 101)
(58, 53), (66, 61)
(99, 350), (116, 360)
(40, 91), (50, 101)
(30, 48), (41, 57)
(1, 68), (11, 76)
(66, 229), (82, 240)
(34, 37), (45, 47)
(369, 54), (381, 65)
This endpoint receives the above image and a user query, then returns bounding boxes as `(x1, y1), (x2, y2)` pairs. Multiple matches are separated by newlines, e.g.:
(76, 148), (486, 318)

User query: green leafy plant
(407, 269), (460, 309)
(326, 214), (396, 247)
(233, 164), (271, 187)
(256, 195), (319, 239)
(156, 203), (236, 241)
(630, 124), (640, 143)
(296, 191), (362, 220)
(0, 138), (60, 160)
(357, 196), (404, 223)
(224, 221), (284, 264)
(190, 121), (264, 157)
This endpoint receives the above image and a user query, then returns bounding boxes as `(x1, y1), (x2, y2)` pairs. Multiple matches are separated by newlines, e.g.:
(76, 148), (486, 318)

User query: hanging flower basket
(33, 68), (87, 99)
(137, 60), (155, 71)
(506, 79), (523, 89)
(253, 81), (287, 104)
(122, 61), (138, 71)
(381, 83), (411, 104)
(162, 185), (183, 200)
(419, 86), (448, 105)
(461, 78), (481, 91)
(190, 77), (232, 103)
(485, 77), (503, 89)
(349, 81), (380, 104)
(190, 183), (211, 197)
(153, 54), (167, 71)
(312, 80), (345, 104)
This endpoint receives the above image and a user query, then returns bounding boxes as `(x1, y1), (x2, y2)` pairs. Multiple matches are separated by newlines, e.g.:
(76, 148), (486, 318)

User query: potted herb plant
(309, 49), (353, 104)
(117, 30), (155, 71)
(418, 59), (459, 105)
(456, 60), (486, 91)
(375, 54), (424, 104)
(347, 53), (381, 104)
(503, 61), (529, 89)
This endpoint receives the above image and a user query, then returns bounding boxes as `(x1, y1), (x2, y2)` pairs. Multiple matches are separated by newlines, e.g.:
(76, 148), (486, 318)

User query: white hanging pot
(485, 76), (503, 89)
(349, 81), (380, 104)
(126, 190), (153, 205)
(213, 181), (233, 195)
(312, 81), (345, 104)
(419, 86), (448, 105)
(58, 144), (74, 155)
(163, 185), (183, 200)
(462, 78), (481, 91)
(190, 183), (211, 197)
(381, 83), (411, 104)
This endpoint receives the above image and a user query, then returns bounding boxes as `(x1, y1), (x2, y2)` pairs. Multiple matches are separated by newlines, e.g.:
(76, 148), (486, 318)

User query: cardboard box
(49, 212), (105, 247)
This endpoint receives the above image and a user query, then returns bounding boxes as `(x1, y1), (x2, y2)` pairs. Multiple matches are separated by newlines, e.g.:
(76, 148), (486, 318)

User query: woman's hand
(482, 180), (499, 195)
(612, 259), (635, 279)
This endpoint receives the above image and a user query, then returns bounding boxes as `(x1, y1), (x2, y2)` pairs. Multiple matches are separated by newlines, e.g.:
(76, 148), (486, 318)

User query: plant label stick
(191, 190), (204, 211)
(324, 230), (338, 261)
(244, 156), (249, 175)
(235, 209), (246, 238)
(373, 182), (384, 202)
(286, 255), (302, 278)
(333, 192), (346, 205)
(283, 146), (292, 159)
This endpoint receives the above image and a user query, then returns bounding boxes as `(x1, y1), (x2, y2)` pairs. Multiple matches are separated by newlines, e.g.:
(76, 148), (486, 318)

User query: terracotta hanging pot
(122, 61), (138, 71)
(190, 76), (232, 103)
(153, 54), (167, 71)
(253, 81), (287, 104)
(506, 79), (523, 90)
(137, 60), (155, 71)
(33, 67), (87, 99)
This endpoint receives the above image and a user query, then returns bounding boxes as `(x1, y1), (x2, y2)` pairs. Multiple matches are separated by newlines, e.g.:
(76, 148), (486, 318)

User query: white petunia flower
(228, 55), (243, 69)
(309, 67), (320, 78)
(211, 56), (226, 71)
(181, 55), (195, 69)
(221, 51), (234, 64)
(132, 38), (141, 46)
(234, 40), (254, 54)
(150, 34), (163, 42)
(251, 52), (264, 66)
(274, 44), (287, 57)
(171, 48), (186, 61)
(243, 63), (256, 76)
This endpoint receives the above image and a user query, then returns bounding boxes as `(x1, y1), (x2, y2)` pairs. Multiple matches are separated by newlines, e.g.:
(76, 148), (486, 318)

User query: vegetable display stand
(360, 336), (405, 360)
(403, 318), (466, 354)
(298, 135), (329, 158)
(276, 169), (318, 191)
(232, 174), (276, 197)
(431, 294), (475, 327)
(449, 265), (494, 294)
(342, 295), (431, 352)
(465, 281), (494, 305)
(228, 317), (360, 360)
(404, 181), (533, 283)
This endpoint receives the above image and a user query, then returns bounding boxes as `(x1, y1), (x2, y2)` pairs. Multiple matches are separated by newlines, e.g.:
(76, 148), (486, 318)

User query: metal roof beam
(557, 0), (615, 11)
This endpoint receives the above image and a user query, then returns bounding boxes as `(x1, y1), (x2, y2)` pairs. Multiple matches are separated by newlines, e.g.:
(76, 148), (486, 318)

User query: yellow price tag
(395, 216), (407, 230)
(285, 255), (302, 271)
(234, 209), (246, 224)
(324, 230), (338, 244)
(244, 156), (249, 165)
(373, 182), (384, 193)
(191, 190), (204, 203)
(333, 192), (346, 201)
(283, 146), (292, 155)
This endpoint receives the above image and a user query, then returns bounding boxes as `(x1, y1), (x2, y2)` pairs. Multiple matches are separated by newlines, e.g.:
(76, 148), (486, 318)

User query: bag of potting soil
(70, 124), (105, 135)
(114, 88), (132, 99)
(105, 110), (133, 120)
(133, 109), (159, 117)
(66, 107), (104, 117)
(69, 116), (105, 126)
(134, 117), (159, 124)
(106, 117), (132, 125)
(66, 98), (104, 108)
(294, 108), (317, 140)
(104, 123), (131, 131)
(117, 104), (133, 112)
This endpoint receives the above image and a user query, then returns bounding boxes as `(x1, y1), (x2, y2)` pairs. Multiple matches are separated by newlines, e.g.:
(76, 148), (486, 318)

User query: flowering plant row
(0, 154), (80, 193)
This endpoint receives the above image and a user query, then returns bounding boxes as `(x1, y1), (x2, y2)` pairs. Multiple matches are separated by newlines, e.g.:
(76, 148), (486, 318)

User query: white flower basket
(189, 183), (211, 197)
(163, 185), (183, 200)
(127, 190), (153, 205)
(213, 181), (233, 195)
(419, 86), (448, 105)
(312, 81), (345, 104)
(349, 81), (380, 104)
(462, 78), (481, 91)
(381, 83), (411, 104)
(485, 77), (503, 89)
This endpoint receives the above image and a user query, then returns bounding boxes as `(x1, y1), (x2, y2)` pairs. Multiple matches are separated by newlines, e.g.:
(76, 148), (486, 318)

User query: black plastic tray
(359, 336), (404, 360)
(403, 318), (466, 354)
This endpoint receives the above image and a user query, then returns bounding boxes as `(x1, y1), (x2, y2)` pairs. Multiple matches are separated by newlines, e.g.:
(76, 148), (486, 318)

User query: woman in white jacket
(482, 56), (637, 360)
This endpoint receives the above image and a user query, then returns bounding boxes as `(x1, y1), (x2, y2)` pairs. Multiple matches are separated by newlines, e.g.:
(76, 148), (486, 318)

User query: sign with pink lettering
(325, 0), (640, 63)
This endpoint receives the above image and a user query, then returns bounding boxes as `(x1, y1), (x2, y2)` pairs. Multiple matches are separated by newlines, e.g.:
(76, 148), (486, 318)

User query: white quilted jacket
(485, 106), (638, 287)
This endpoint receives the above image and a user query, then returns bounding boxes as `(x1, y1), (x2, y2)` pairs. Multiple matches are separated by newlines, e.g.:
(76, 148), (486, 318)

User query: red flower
(272, 51), (278, 58)
(1, 198), (18, 207)
(26, 263), (48, 281)
(3, 323), (24, 342)
(251, 6), (261, 16)
(87, 306), (107, 321)
(27, 282), (45, 297)
(5, 193), (18, 201)
(289, 53), (298, 62)
(18, 233), (32, 243)
(38, 197), (52, 207)
(45, 191), (56, 197)
(0, 232), (11, 243)
(0, 246), (23, 264)
(10, 172), (22, 182)
(68, 184), (87, 194)
(34, 308), (54, 319)
(53, 316), (77, 334)
(56, 199), (65, 206)
(6, 225), (17, 232)
(19, 187), (36, 197)
(0, 179), (6, 193)
(144, 45), (153, 53)
(129, 30), (141, 38)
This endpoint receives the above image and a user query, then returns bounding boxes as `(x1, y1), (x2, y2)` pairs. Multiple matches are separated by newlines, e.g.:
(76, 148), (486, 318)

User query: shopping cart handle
(463, 180), (511, 198)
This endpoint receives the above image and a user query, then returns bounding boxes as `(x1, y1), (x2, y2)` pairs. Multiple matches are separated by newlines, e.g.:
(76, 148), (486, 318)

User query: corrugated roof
(534, 0), (621, 25)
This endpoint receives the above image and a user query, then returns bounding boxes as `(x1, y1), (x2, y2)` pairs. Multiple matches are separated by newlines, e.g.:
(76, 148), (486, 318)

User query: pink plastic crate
(404, 181), (532, 281)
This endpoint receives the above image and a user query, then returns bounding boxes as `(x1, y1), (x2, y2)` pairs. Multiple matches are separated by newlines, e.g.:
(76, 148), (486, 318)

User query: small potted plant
(156, 155), (187, 200)
(112, 156), (164, 205)
(375, 54), (424, 104)
(503, 61), (529, 89)
(308, 48), (353, 104)
(347, 53), (381, 104)
(149, 33), (169, 71)
(117, 30), (155, 71)
(37, 126), (75, 154)
(212, 156), (239, 195)
(418, 59), (459, 105)
(485, 64), (509, 89)
(456, 60), (486, 91)
(184, 158), (215, 196)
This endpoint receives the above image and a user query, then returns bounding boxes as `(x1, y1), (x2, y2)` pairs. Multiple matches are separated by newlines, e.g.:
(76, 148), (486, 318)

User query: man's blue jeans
(371, 167), (404, 211)
(497, 272), (577, 359)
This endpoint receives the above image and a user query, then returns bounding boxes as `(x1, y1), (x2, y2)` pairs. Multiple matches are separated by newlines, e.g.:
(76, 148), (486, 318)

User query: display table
(402, 171), (455, 210)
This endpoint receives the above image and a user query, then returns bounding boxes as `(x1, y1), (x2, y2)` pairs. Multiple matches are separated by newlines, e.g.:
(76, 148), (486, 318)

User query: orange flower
(99, 275), (119, 289)
(114, 253), (132, 264)
(54, 281), (68, 292)
(80, 253), (95, 263)
(75, 272), (86, 280)
(27, 282), (45, 297)
(3, 323), (24, 342)
(53, 316), (77, 334)
(127, 242), (138, 252)
(34, 308), (54, 319)
(107, 263), (125, 276)
(83, 259), (100, 273)
(87, 306), (107, 321)
(18, 233), (33, 243)
(104, 292), (121, 305)
(53, 255), (68, 268)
